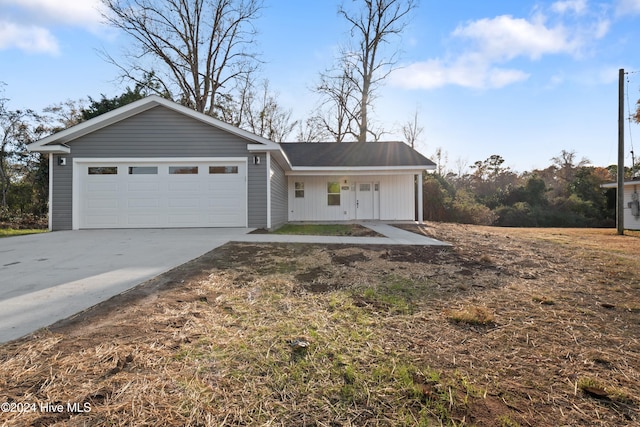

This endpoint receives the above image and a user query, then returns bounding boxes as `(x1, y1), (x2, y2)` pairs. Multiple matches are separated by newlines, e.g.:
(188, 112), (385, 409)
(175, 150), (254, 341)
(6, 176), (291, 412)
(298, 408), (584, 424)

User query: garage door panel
(168, 198), (200, 208)
(78, 160), (246, 229)
(88, 199), (119, 209)
(206, 217), (239, 226)
(208, 177), (239, 184)
(127, 182), (159, 192)
(127, 215), (161, 226)
(168, 181), (200, 192)
(87, 182), (119, 192)
(168, 214), (201, 225)
(85, 215), (119, 227)
(128, 198), (160, 208)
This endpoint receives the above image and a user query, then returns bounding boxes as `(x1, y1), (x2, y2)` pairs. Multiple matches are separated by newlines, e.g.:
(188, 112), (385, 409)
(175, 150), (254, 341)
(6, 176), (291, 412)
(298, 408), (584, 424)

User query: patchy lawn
(0, 223), (638, 426)
(268, 223), (381, 236)
(0, 228), (47, 238)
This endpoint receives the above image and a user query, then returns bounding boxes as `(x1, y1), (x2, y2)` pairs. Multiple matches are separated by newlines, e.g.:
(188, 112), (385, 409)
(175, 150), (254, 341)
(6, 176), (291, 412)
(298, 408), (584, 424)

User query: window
(88, 166), (117, 175)
(169, 166), (198, 174)
(295, 182), (304, 198)
(359, 183), (371, 191)
(327, 182), (340, 206)
(209, 166), (238, 174)
(128, 166), (158, 175)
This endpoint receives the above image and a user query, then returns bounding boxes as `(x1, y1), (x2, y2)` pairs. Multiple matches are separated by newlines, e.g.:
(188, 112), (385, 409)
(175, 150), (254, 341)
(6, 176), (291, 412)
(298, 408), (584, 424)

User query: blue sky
(1, 0), (640, 173)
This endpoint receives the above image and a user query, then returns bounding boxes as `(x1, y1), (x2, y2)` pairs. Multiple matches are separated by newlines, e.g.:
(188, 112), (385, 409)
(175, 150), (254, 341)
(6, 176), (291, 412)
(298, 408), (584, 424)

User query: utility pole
(617, 68), (625, 235)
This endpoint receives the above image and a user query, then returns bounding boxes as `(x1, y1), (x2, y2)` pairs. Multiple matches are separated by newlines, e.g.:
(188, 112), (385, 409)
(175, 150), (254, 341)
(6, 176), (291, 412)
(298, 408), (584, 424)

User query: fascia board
(601, 181), (640, 188)
(286, 166), (430, 176)
(246, 143), (281, 151)
(27, 144), (70, 154)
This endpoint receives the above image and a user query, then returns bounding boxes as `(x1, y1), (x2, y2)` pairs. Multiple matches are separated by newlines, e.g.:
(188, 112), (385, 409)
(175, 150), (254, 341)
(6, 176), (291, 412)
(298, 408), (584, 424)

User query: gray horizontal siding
(270, 156), (288, 229)
(70, 107), (252, 157)
(52, 105), (269, 229)
(248, 153), (267, 228)
(52, 156), (72, 230)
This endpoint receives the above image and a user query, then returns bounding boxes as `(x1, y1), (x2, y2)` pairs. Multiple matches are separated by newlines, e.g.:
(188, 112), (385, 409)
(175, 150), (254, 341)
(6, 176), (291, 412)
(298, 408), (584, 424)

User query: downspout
(266, 152), (271, 229)
(417, 172), (423, 224)
(48, 153), (53, 231)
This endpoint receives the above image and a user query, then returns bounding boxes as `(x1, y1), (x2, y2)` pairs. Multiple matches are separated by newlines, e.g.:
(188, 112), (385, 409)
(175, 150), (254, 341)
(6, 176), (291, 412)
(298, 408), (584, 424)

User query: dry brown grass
(0, 223), (639, 426)
(445, 305), (495, 325)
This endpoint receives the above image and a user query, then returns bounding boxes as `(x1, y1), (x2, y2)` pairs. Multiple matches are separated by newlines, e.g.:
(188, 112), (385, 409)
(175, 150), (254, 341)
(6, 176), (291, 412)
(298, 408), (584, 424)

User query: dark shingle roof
(280, 141), (435, 168)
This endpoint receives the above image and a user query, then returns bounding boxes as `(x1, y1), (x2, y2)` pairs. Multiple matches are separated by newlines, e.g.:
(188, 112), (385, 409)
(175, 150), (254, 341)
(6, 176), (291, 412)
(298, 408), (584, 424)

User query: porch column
(417, 172), (423, 224)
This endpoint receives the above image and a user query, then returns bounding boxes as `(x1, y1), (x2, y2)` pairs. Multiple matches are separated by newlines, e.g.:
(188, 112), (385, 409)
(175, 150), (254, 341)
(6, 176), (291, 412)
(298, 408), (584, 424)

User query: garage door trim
(72, 157), (248, 230)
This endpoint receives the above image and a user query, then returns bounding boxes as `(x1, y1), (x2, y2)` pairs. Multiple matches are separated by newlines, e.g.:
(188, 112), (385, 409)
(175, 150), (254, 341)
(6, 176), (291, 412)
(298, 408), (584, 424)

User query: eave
(285, 165), (434, 176)
(28, 144), (70, 154)
(601, 180), (640, 188)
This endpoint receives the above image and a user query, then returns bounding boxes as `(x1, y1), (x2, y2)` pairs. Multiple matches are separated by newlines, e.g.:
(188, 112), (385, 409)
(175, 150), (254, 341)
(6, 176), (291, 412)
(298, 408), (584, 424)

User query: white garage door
(76, 159), (247, 229)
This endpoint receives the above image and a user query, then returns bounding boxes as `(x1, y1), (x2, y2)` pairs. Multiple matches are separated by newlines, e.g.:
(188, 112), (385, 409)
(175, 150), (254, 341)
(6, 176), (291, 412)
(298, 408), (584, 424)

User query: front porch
(286, 174), (424, 223)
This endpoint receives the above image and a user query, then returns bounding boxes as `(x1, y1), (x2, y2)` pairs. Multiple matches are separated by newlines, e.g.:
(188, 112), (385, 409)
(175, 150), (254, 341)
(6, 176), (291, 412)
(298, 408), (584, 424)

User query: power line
(625, 70), (638, 173)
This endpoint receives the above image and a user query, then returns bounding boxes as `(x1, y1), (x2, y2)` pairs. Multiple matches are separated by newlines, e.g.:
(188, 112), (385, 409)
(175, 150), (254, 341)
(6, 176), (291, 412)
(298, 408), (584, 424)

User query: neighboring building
(602, 179), (640, 230)
(28, 96), (435, 231)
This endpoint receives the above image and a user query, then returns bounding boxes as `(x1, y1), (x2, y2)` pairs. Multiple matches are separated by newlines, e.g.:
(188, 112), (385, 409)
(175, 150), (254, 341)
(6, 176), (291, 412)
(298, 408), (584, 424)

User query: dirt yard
(1, 223), (639, 426)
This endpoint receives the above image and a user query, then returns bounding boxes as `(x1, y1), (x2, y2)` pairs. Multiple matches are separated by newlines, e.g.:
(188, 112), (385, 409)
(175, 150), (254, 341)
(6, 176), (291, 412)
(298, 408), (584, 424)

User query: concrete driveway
(0, 228), (251, 343)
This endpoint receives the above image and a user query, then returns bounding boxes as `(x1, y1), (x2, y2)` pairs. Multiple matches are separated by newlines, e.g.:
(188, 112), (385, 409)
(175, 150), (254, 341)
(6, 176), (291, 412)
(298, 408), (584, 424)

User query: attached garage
(74, 158), (247, 229)
(27, 96), (286, 231)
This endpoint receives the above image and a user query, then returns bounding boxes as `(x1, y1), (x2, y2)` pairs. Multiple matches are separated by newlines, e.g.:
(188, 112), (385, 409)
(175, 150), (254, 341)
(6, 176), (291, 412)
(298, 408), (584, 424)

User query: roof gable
(280, 141), (435, 169)
(28, 95), (279, 153)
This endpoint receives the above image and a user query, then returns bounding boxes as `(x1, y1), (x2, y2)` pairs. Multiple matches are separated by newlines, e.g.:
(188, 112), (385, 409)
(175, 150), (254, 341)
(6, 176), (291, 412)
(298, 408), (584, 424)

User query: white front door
(356, 182), (374, 219)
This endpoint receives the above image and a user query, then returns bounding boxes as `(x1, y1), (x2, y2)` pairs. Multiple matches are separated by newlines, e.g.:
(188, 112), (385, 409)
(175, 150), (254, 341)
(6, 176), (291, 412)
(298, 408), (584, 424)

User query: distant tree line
(420, 150), (638, 228)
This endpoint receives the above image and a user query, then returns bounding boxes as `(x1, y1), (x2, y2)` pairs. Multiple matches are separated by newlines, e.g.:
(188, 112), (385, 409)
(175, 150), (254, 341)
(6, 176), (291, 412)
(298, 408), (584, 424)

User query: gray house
(28, 96), (435, 230)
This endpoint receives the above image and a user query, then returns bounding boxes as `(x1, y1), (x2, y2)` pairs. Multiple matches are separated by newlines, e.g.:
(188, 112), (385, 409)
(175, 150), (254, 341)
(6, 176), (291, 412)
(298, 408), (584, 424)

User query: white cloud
(0, 0), (107, 54)
(391, 56), (530, 90)
(592, 18), (611, 39)
(552, 0), (588, 15)
(616, 0), (640, 15)
(391, 3), (613, 91)
(452, 15), (580, 61)
(0, 0), (104, 28)
(391, 14), (571, 90)
(0, 20), (59, 54)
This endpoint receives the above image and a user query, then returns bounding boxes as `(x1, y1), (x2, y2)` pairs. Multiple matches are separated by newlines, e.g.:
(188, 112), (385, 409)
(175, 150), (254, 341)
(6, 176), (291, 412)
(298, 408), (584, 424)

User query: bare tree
(237, 79), (297, 142)
(453, 156), (469, 178)
(551, 150), (590, 183)
(296, 116), (330, 143)
(0, 91), (37, 209)
(42, 99), (86, 132)
(312, 62), (359, 142)
(336, 0), (417, 142)
(101, 0), (263, 116)
(432, 147), (448, 176)
(401, 107), (423, 148)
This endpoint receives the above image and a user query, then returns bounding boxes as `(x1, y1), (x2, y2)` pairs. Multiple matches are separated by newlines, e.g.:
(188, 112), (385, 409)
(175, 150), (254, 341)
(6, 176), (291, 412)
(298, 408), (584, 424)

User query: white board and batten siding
(73, 158), (247, 229)
(287, 175), (414, 222)
(623, 183), (640, 230)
